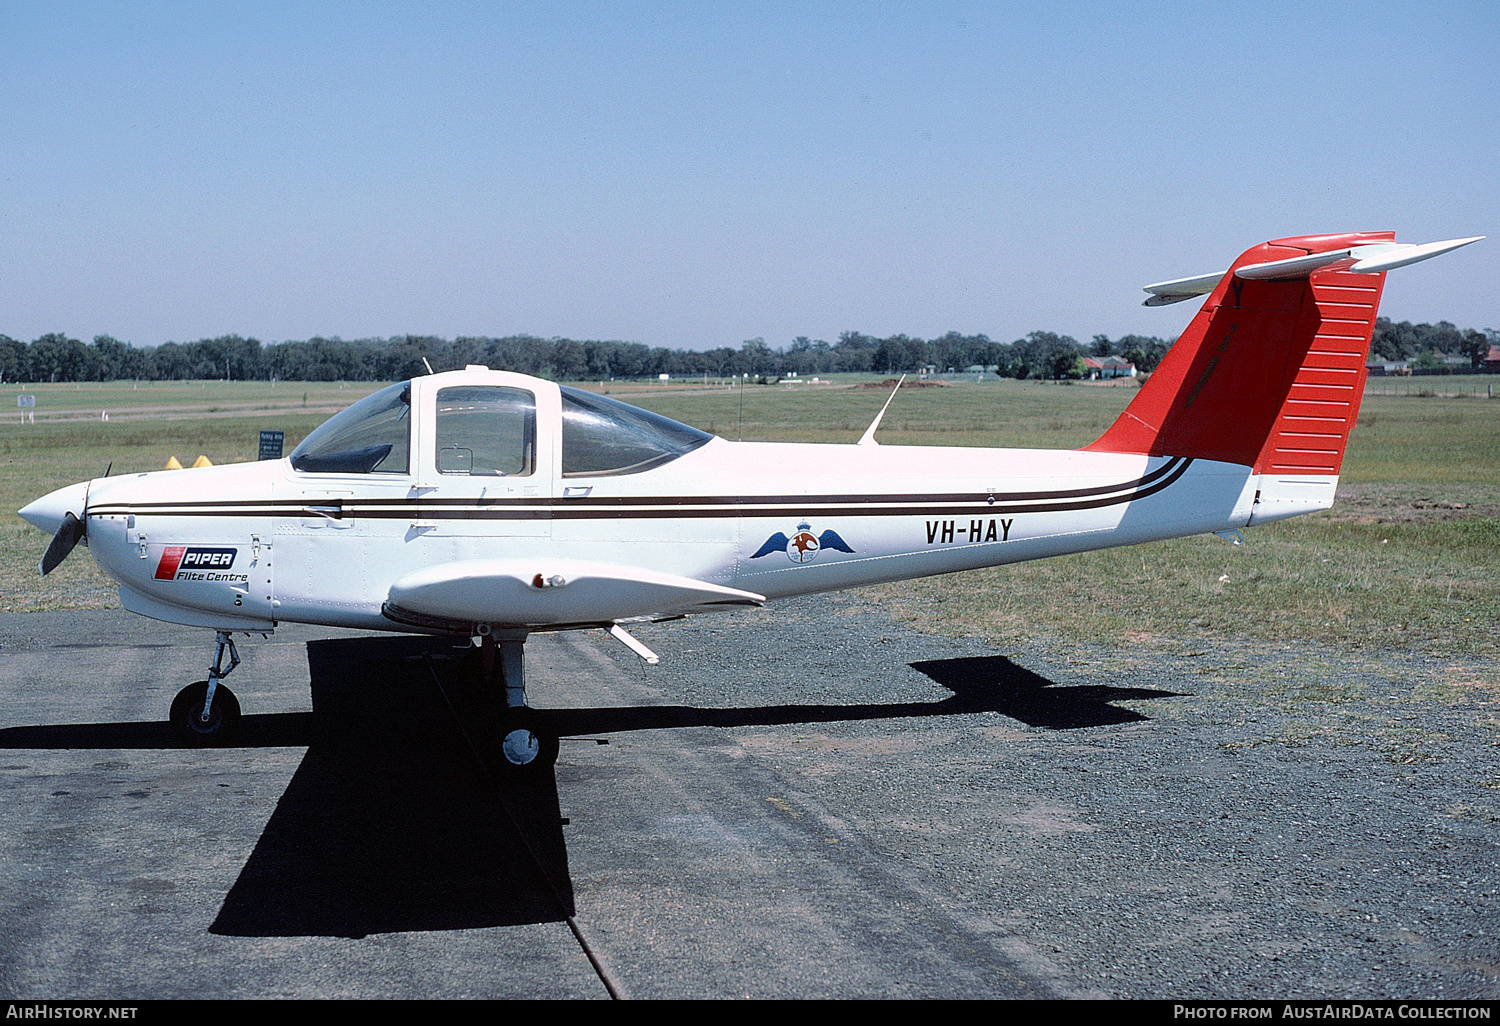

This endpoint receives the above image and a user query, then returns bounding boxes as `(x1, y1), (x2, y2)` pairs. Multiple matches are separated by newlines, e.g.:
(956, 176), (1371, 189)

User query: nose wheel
(170, 631), (243, 745)
(170, 680), (241, 744)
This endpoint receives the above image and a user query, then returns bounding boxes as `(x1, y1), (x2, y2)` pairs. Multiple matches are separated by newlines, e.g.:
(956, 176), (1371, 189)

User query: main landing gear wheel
(170, 680), (241, 745)
(474, 631), (559, 777)
(492, 708), (559, 776)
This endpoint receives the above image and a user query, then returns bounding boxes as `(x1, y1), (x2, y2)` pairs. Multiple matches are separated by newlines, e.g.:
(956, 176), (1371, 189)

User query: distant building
(1366, 360), (1411, 376)
(1082, 355), (1137, 380)
(1486, 345), (1500, 373)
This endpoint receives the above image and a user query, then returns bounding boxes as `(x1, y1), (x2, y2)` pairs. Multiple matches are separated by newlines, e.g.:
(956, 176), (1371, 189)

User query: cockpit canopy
(290, 381), (411, 474)
(288, 374), (712, 478)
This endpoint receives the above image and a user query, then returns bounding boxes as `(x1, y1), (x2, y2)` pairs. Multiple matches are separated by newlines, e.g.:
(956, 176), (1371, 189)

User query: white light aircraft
(18, 231), (1482, 772)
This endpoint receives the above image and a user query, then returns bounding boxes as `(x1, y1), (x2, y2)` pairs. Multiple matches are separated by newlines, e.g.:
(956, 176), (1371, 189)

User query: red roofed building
(1082, 355), (1137, 379)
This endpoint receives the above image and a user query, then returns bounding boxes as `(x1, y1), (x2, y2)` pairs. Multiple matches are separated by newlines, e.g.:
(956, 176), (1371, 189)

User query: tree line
(0, 317), (1490, 384)
(1370, 319), (1494, 367)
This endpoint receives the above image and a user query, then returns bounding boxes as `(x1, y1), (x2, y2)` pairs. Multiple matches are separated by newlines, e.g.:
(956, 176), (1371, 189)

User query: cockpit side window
(290, 381), (411, 475)
(560, 386), (712, 477)
(435, 386), (535, 477)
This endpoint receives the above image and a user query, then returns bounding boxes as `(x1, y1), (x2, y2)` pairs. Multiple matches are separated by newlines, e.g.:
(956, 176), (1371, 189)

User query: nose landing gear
(170, 631), (242, 745)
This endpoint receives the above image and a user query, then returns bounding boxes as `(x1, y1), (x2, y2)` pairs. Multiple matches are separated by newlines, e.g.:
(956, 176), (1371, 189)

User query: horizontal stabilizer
(1347, 236), (1484, 273)
(1143, 236), (1481, 304)
(1142, 271), (1225, 306)
(384, 558), (765, 631)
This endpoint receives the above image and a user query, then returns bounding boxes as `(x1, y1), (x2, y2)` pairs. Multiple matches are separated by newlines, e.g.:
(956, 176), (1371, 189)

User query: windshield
(560, 386), (712, 477)
(290, 381), (411, 474)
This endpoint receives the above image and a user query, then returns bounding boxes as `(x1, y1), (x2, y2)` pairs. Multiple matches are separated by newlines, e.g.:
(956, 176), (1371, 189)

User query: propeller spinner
(19, 470), (107, 577)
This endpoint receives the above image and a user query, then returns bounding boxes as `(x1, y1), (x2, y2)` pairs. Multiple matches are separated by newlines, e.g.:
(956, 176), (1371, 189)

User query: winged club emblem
(750, 522), (855, 564)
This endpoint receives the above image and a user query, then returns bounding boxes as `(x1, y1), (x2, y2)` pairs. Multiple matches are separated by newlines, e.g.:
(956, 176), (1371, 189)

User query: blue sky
(1, 1), (1495, 349)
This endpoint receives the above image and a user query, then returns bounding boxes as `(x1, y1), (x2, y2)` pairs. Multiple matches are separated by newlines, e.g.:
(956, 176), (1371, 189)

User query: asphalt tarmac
(0, 596), (1495, 1000)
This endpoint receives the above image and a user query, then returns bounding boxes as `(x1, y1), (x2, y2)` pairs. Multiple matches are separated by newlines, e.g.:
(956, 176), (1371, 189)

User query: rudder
(1086, 231), (1394, 478)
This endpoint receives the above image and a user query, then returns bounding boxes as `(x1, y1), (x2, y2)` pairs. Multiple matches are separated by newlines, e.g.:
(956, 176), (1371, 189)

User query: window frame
(433, 384), (539, 479)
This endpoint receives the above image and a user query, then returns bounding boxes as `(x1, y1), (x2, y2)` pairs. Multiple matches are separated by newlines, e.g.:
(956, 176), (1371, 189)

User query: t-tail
(1085, 231), (1481, 524)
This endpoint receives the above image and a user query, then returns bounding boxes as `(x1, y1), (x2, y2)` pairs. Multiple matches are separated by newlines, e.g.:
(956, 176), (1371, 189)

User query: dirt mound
(858, 377), (950, 389)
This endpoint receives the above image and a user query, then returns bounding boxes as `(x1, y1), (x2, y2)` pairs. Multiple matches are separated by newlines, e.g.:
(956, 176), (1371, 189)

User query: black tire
(170, 680), (241, 746)
(490, 708), (559, 776)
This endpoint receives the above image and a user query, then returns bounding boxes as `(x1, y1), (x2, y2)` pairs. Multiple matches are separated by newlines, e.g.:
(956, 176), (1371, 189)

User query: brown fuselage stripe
(88, 459), (1193, 522)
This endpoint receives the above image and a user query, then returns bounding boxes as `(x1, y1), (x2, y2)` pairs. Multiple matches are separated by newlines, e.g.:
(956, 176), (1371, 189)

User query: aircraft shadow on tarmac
(548, 653), (1181, 735)
(0, 636), (1181, 938)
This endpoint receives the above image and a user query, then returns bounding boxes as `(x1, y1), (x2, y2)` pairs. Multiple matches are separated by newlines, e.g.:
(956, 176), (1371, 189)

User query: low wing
(383, 558), (766, 632)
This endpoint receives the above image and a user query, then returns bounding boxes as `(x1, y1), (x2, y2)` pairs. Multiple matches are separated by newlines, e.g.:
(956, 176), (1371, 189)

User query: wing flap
(384, 558), (765, 631)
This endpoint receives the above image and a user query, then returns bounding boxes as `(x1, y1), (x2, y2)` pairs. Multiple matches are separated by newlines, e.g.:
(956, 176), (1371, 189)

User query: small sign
(17, 395), (35, 408)
(258, 430), (285, 461)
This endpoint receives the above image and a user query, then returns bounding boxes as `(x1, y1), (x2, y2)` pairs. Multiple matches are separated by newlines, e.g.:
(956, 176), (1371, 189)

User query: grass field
(1, 377), (1495, 666)
(0, 379), (376, 420)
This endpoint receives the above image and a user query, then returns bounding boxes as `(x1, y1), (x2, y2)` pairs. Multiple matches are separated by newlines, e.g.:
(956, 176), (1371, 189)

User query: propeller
(40, 512), (86, 576)
(37, 464), (108, 577)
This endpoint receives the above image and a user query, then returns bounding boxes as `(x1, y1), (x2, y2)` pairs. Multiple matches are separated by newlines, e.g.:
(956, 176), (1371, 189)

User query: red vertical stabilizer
(1086, 232), (1392, 475)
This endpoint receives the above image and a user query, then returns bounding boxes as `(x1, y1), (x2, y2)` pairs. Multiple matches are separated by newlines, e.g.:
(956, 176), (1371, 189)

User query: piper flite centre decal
(750, 522), (855, 564)
(154, 546), (245, 582)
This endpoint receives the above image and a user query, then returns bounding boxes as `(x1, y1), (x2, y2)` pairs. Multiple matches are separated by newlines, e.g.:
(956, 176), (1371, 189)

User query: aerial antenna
(421, 357), (435, 375)
(857, 375), (905, 446)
